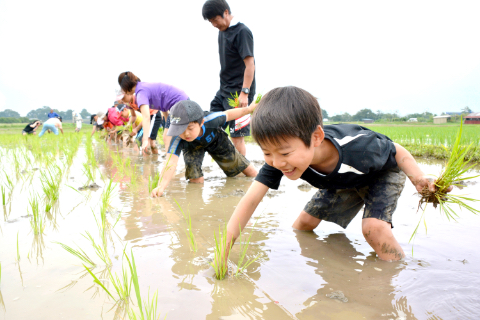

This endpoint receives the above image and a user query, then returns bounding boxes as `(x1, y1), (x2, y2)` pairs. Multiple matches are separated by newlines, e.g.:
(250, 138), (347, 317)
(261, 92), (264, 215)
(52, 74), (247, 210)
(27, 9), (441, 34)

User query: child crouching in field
(151, 100), (258, 197)
(224, 86), (452, 261)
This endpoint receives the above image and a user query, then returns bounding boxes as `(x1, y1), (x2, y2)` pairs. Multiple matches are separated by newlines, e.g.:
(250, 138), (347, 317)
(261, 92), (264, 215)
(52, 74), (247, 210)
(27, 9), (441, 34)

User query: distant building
(362, 119), (374, 123)
(433, 115), (451, 124)
(407, 118), (418, 122)
(464, 112), (480, 124)
(445, 112), (462, 115)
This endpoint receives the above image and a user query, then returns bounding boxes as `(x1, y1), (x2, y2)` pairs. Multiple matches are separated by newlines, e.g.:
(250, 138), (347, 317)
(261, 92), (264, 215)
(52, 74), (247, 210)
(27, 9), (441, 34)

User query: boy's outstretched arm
(151, 153), (179, 197)
(394, 143), (452, 193)
(224, 101), (258, 122)
(226, 181), (269, 249)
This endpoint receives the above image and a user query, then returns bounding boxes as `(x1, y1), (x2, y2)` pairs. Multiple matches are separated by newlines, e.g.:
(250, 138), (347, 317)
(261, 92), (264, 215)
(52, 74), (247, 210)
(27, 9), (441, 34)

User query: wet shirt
(218, 20), (256, 98)
(135, 82), (188, 112)
(167, 111), (227, 156)
(255, 124), (399, 190)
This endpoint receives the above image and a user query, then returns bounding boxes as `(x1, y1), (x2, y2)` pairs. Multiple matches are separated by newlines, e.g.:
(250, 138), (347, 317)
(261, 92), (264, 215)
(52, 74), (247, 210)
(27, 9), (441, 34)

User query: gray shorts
(304, 167), (406, 228)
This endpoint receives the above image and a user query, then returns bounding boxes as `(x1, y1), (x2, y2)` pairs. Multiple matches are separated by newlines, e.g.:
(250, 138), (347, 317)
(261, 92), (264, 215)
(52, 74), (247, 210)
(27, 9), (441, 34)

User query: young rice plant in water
(209, 224), (233, 280)
(411, 119), (480, 243)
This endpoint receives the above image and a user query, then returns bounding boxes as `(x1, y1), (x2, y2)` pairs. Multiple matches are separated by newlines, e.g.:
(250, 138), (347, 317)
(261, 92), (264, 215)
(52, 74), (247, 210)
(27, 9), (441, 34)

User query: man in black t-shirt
(151, 100), (258, 198)
(202, 0), (256, 157)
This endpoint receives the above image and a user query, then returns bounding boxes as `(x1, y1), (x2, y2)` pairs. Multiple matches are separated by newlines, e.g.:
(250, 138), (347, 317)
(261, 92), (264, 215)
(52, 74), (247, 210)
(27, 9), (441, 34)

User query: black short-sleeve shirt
(167, 111), (227, 156)
(255, 124), (399, 190)
(218, 22), (256, 98)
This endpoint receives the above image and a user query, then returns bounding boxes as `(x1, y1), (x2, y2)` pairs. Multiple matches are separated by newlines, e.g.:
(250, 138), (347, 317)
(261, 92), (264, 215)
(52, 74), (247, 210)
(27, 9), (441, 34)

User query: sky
(0, 0), (479, 117)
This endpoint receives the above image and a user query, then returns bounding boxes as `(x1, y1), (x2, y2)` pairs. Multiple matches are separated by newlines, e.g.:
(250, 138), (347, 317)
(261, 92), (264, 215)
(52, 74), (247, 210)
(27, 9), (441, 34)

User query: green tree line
(0, 107), (92, 123)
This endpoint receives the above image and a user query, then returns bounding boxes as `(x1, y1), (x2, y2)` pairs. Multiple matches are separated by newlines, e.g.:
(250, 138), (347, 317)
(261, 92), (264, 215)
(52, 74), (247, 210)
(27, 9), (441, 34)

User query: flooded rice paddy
(0, 138), (479, 319)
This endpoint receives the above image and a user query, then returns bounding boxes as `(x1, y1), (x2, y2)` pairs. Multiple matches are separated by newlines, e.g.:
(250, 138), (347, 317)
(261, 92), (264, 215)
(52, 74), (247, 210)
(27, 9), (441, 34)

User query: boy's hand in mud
(414, 175), (453, 193)
(151, 187), (164, 198)
(129, 129), (137, 137)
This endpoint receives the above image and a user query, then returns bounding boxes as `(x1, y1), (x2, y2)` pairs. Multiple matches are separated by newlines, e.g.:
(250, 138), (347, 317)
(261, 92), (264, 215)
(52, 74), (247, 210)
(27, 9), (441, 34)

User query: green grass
(1, 186), (5, 205)
(148, 173), (160, 194)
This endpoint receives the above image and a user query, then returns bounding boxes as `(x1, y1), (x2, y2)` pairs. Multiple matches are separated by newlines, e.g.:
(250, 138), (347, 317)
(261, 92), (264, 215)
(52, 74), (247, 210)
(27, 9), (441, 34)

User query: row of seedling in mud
(55, 180), (165, 319)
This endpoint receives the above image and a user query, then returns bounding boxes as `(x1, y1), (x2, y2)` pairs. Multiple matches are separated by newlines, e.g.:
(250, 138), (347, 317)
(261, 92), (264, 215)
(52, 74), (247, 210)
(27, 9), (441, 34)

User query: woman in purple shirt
(118, 71), (189, 155)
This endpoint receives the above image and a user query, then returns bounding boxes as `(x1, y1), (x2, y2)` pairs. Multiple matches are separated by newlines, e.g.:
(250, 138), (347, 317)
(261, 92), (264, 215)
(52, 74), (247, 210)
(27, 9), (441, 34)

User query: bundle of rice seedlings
(227, 92), (262, 108)
(412, 119), (480, 242)
(209, 224), (233, 280)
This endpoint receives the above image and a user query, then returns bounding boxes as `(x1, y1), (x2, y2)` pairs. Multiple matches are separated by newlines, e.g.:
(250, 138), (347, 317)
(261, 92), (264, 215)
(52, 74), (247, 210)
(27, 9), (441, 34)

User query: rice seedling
(0, 262), (2, 284)
(29, 193), (45, 235)
(82, 162), (96, 186)
(83, 231), (111, 266)
(148, 172), (160, 194)
(227, 92), (262, 108)
(209, 224), (234, 280)
(235, 223), (260, 277)
(55, 241), (96, 267)
(125, 249), (164, 320)
(16, 231), (20, 261)
(174, 199), (197, 252)
(2, 170), (14, 192)
(1, 186), (5, 205)
(411, 120), (480, 244)
(39, 164), (61, 209)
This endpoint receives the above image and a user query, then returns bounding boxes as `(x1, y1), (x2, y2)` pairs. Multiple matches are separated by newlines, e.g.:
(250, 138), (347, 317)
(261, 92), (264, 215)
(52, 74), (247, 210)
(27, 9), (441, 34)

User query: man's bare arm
(238, 56), (255, 108)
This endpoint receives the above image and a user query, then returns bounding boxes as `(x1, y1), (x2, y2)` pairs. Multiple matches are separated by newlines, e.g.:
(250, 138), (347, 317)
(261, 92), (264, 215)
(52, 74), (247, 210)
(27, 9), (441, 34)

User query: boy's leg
(208, 131), (253, 178)
(223, 94), (253, 157)
(361, 167), (407, 261)
(362, 218), (404, 261)
(148, 113), (163, 154)
(242, 164), (257, 177)
(183, 147), (206, 183)
(292, 211), (322, 230)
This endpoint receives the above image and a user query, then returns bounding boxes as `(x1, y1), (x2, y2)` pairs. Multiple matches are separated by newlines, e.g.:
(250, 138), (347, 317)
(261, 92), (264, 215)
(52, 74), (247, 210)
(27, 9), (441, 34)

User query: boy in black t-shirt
(151, 100), (257, 198)
(224, 86), (452, 261)
(202, 0), (256, 157)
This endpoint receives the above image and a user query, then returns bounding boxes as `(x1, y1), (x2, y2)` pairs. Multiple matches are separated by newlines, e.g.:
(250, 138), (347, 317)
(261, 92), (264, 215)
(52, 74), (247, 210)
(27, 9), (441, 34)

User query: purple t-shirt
(135, 82), (188, 112)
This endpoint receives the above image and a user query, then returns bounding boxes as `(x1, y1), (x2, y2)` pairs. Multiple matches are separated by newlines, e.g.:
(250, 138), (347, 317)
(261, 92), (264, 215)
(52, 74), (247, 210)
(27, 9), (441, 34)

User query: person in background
(117, 71), (189, 155)
(39, 116), (63, 137)
(202, 0), (256, 157)
(90, 112), (107, 137)
(107, 104), (130, 143)
(48, 109), (60, 119)
(72, 110), (83, 133)
(22, 120), (41, 135)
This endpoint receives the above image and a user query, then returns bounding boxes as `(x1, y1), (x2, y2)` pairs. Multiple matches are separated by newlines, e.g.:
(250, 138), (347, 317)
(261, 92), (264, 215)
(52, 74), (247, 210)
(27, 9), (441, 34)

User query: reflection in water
(30, 233), (45, 264)
(293, 231), (417, 319)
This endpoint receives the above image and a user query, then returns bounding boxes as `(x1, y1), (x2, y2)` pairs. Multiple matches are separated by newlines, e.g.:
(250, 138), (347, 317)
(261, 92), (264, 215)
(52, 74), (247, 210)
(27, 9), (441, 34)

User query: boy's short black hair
(252, 86), (323, 148)
(202, 0), (231, 20)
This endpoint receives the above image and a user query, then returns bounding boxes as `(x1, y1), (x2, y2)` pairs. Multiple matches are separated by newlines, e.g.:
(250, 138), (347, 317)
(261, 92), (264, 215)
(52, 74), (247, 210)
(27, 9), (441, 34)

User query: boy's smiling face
(260, 126), (325, 180)
(179, 120), (205, 142)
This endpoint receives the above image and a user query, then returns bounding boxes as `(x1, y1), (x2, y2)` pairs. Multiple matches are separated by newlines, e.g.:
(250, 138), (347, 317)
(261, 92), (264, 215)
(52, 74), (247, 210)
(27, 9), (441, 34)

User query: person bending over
(118, 71), (189, 155)
(39, 117), (63, 137)
(223, 86), (453, 262)
(151, 100), (257, 197)
(22, 120), (41, 135)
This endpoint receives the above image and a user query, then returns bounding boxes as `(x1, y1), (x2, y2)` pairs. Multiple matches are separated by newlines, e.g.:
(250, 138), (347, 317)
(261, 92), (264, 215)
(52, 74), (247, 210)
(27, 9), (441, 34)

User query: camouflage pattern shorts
(183, 130), (250, 180)
(304, 167), (406, 228)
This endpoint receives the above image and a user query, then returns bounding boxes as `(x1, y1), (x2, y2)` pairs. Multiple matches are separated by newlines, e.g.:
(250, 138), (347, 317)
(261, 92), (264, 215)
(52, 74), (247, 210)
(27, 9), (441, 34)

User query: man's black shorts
(210, 91), (254, 138)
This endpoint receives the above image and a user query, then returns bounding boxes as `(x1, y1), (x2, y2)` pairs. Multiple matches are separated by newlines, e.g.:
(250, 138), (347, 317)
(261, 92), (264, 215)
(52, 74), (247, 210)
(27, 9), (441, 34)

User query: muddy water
(0, 141), (479, 319)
